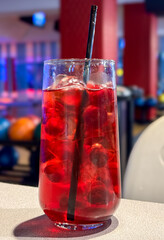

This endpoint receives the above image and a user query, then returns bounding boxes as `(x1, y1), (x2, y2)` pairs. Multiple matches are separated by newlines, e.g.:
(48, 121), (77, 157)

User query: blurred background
(0, 0), (163, 193)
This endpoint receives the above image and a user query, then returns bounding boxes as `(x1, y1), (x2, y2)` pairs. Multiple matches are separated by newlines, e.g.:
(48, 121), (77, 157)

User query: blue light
(119, 38), (125, 49)
(32, 12), (46, 27)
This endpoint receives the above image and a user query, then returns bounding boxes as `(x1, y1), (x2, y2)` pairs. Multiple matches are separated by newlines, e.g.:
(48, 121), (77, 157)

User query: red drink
(39, 78), (121, 228)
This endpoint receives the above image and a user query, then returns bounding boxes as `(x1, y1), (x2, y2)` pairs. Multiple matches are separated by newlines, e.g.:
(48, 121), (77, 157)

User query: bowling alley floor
(0, 122), (150, 187)
(132, 122), (149, 141)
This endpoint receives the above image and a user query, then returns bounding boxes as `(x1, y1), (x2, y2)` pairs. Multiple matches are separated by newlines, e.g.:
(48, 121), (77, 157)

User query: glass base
(55, 222), (104, 230)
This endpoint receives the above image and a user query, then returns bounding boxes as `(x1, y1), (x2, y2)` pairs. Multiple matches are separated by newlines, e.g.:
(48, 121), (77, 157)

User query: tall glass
(39, 59), (121, 230)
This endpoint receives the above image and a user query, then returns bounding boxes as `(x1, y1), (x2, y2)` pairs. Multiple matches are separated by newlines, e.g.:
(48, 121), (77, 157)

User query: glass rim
(44, 58), (115, 65)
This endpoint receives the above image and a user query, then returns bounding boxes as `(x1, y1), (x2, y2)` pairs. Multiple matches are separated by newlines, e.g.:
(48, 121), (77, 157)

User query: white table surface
(0, 182), (164, 240)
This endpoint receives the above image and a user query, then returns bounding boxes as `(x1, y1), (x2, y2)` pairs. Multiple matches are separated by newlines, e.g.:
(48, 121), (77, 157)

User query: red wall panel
(124, 3), (158, 97)
(61, 0), (117, 61)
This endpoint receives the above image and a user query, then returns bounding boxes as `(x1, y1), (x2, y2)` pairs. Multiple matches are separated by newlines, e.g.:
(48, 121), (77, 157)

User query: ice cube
(96, 168), (111, 186)
(45, 117), (65, 137)
(90, 143), (108, 168)
(49, 75), (85, 90)
(87, 183), (111, 205)
(41, 140), (56, 162)
(89, 72), (109, 86)
(52, 140), (74, 161)
(44, 160), (64, 183)
(47, 74), (66, 90)
(83, 105), (108, 132)
(79, 163), (97, 183)
(54, 74), (67, 88)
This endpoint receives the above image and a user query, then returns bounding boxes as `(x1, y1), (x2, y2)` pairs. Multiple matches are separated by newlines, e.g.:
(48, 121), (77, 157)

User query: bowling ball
(0, 146), (19, 169)
(135, 97), (145, 107)
(0, 118), (11, 140)
(27, 115), (41, 126)
(158, 94), (164, 103)
(145, 97), (157, 107)
(8, 117), (36, 141)
(34, 123), (41, 140)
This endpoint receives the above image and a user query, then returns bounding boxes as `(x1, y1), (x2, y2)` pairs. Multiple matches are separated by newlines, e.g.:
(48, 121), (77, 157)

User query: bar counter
(0, 182), (164, 239)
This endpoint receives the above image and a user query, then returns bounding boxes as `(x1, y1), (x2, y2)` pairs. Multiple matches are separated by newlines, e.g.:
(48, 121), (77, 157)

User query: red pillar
(61, 0), (117, 61)
(124, 3), (158, 121)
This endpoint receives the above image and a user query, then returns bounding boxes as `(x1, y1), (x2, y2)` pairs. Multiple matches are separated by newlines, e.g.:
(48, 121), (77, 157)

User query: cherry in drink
(39, 59), (121, 230)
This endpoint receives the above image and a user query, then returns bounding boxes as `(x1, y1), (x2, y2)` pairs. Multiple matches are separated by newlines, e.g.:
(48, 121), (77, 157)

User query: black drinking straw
(67, 5), (98, 221)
